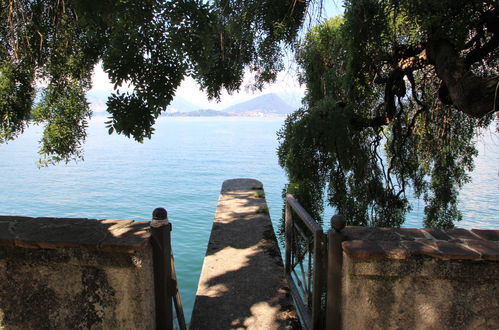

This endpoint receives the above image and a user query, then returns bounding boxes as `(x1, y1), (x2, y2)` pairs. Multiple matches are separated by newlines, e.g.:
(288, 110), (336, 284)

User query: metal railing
(284, 195), (346, 330)
(150, 208), (187, 330)
(285, 195), (326, 330)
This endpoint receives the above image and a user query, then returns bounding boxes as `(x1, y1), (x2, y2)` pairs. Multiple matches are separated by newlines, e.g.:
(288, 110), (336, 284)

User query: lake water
(0, 117), (497, 321)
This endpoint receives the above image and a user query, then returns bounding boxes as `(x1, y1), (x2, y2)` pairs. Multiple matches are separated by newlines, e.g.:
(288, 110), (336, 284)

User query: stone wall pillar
(0, 216), (155, 329)
(339, 227), (499, 329)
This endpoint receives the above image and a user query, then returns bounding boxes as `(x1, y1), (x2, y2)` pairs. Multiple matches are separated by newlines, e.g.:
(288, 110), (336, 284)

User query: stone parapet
(342, 226), (499, 261)
(0, 216), (150, 253)
(339, 226), (499, 329)
(0, 216), (155, 329)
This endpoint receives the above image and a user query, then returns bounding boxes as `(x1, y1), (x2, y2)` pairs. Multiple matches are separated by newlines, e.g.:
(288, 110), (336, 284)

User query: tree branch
(465, 9), (499, 67)
(426, 38), (498, 118)
(350, 68), (404, 129)
(465, 34), (499, 67)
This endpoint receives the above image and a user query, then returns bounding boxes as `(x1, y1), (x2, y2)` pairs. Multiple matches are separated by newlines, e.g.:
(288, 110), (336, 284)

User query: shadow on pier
(190, 179), (299, 330)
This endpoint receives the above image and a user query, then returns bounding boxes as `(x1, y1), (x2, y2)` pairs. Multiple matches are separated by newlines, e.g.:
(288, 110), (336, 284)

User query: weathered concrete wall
(0, 216), (155, 329)
(340, 227), (499, 330)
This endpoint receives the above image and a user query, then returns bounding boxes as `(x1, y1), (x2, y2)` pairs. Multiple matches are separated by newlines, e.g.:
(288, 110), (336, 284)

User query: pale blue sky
(89, 2), (344, 111)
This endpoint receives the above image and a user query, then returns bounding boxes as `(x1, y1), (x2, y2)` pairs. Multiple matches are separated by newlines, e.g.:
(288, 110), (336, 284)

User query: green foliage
(1, 0), (309, 163)
(278, 1), (496, 228)
(33, 81), (91, 166)
(1, 0), (497, 229)
(0, 61), (35, 143)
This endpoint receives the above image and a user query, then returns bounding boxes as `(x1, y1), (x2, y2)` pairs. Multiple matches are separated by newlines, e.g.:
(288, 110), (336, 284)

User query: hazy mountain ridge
(169, 93), (298, 117)
(165, 109), (233, 117)
(89, 92), (299, 117)
(164, 97), (201, 113)
(223, 93), (295, 114)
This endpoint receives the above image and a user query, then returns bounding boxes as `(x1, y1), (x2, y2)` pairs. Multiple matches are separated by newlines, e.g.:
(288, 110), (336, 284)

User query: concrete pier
(190, 179), (299, 329)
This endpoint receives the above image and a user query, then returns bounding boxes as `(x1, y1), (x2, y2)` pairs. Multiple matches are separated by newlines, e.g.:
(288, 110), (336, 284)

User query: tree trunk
(426, 38), (498, 118)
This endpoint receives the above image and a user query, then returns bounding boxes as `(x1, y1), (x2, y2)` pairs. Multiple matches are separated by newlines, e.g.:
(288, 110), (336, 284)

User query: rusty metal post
(285, 196), (293, 275)
(171, 255), (187, 330)
(150, 208), (173, 330)
(312, 228), (325, 329)
(326, 214), (346, 330)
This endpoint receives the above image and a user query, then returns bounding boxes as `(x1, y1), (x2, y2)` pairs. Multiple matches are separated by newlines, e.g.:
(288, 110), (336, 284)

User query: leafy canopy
(278, 0), (497, 228)
(1, 0), (498, 228)
(1, 0), (307, 165)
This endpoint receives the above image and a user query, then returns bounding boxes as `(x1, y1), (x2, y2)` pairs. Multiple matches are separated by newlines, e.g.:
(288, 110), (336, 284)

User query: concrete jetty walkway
(190, 179), (299, 330)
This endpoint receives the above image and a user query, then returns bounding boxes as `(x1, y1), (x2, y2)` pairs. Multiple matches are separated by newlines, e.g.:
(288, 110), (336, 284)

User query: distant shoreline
(92, 111), (288, 118)
(163, 112), (288, 118)
(89, 92), (297, 118)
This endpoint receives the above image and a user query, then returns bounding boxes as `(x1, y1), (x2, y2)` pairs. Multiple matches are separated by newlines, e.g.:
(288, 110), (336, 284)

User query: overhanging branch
(350, 68), (404, 130)
(427, 38), (498, 118)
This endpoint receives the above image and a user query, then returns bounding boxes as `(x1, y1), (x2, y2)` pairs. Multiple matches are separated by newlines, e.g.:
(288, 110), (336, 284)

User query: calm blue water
(0, 117), (497, 320)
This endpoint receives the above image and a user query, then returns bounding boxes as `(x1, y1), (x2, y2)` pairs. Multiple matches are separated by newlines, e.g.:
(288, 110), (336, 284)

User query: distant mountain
(86, 91), (202, 115)
(164, 96), (202, 113)
(86, 91), (298, 117)
(223, 93), (295, 115)
(276, 92), (304, 110)
(165, 109), (233, 117)
(87, 90), (111, 114)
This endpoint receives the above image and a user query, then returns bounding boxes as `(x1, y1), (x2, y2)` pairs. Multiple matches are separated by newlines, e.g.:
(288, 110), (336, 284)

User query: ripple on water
(0, 117), (497, 322)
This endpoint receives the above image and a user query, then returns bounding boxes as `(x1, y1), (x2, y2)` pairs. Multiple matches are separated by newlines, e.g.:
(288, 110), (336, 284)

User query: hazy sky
(89, 2), (343, 110)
